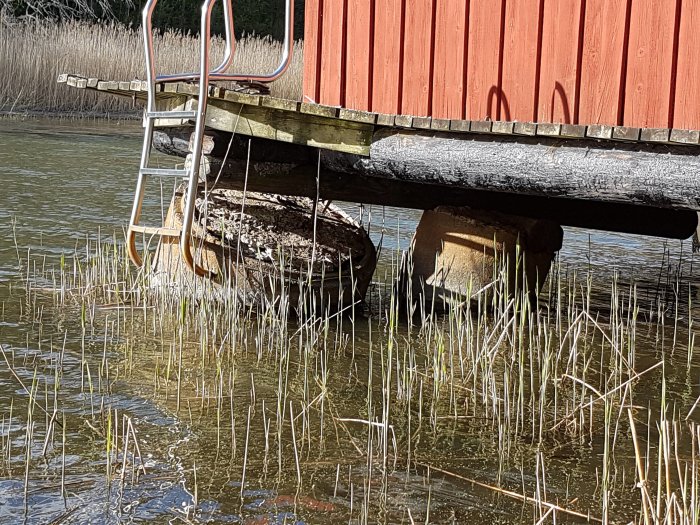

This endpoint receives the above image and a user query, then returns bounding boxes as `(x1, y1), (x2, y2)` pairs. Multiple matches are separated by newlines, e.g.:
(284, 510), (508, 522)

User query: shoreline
(0, 109), (141, 120)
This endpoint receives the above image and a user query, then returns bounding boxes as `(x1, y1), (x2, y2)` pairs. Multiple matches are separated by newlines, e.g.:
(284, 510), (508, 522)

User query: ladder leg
(178, 0), (216, 278)
(127, 118), (155, 267)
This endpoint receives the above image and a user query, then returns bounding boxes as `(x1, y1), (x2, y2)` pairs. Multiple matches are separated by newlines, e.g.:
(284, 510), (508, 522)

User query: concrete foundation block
(407, 206), (563, 305)
(150, 188), (377, 310)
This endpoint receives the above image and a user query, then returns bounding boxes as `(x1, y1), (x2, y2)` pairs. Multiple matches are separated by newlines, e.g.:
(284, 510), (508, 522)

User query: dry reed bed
(4, 227), (698, 523)
(0, 20), (303, 114)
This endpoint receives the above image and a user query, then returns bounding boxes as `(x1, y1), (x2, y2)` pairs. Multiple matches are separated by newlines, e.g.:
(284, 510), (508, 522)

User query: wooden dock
(58, 73), (700, 239)
(58, 73), (700, 151)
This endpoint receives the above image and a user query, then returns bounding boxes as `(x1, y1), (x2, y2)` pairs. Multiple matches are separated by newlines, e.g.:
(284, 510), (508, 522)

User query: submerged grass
(2, 212), (699, 523)
(0, 20), (303, 114)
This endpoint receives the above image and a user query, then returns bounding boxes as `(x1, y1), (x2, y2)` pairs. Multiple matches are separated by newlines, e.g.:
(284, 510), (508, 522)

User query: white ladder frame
(127, 0), (294, 276)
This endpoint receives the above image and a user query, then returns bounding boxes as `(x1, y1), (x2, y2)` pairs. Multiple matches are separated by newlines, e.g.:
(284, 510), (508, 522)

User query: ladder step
(130, 225), (181, 237)
(146, 110), (198, 119)
(139, 167), (189, 178)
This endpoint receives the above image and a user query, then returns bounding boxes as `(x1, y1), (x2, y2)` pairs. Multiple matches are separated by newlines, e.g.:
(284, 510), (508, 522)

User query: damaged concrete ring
(150, 185), (377, 311)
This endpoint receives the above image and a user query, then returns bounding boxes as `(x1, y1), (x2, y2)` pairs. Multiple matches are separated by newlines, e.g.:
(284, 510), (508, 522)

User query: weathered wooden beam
(152, 129), (698, 239)
(213, 164), (697, 239)
(322, 129), (700, 211)
(180, 98), (373, 155)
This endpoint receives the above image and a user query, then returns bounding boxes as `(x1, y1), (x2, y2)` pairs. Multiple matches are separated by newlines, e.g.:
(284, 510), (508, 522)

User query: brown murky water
(1, 118), (699, 524)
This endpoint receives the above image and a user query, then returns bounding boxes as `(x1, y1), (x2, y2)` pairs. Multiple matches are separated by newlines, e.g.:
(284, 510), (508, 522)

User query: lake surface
(0, 118), (699, 524)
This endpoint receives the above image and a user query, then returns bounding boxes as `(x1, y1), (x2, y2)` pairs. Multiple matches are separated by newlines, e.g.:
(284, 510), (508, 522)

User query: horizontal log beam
(323, 129), (700, 211)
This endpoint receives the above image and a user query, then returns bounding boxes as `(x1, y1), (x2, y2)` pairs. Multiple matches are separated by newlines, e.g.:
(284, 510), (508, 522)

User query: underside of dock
(58, 74), (700, 239)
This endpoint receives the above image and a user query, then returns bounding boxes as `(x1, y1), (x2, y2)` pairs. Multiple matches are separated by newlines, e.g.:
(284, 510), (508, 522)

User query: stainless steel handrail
(212, 0), (235, 75)
(143, 0), (294, 92)
(136, 0), (294, 276)
(179, 0), (215, 277)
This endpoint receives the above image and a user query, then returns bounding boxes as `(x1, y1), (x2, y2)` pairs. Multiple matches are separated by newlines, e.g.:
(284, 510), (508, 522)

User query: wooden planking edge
(339, 109), (378, 125)
(51, 73), (700, 148)
(670, 129), (700, 144)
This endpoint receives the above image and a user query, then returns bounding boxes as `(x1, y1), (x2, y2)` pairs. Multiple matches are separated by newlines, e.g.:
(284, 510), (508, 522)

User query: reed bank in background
(0, 20), (302, 115)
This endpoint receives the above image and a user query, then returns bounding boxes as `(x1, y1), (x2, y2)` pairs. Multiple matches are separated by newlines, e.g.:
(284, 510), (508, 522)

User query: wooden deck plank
(376, 113), (396, 127)
(640, 128), (670, 143)
(536, 123), (561, 136)
(218, 88), (260, 106)
(449, 120), (470, 132)
(470, 120), (492, 133)
(670, 129), (700, 144)
(612, 126), (640, 141)
(491, 121), (515, 135)
(261, 96), (300, 112)
(586, 124), (613, 139)
(301, 103), (339, 118)
(413, 117), (432, 129)
(339, 108), (378, 124)
(560, 124), (586, 138)
(430, 118), (451, 131)
(395, 115), (413, 128)
(513, 122), (537, 135)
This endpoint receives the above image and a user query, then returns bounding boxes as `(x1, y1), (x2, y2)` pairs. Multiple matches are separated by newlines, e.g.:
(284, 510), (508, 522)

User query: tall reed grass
(0, 20), (303, 114)
(6, 218), (697, 523)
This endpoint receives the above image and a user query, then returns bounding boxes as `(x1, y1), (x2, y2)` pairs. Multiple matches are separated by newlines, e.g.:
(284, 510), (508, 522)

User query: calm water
(0, 118), (699, 524)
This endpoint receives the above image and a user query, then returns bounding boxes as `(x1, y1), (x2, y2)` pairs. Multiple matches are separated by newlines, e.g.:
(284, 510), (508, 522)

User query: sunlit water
(0, 118), (699, 524)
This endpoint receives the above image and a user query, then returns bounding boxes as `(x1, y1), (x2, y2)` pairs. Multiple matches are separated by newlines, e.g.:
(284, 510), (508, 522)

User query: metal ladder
(127, 0), (295, 276)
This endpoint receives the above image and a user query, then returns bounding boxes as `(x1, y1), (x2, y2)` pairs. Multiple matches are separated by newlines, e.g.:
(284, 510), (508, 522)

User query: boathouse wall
(303, 0), (700, 130)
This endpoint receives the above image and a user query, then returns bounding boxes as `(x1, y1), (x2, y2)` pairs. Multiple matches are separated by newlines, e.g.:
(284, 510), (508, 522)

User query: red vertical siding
(319, 0), (346, 106)
(466, 0), (504, 120)
(501, 0), (542, 122)
(578, 0), (627, 126)
(302, 0), (322, 103)
(673, 1), (700, 130)
(401, 0), (433, 116)
(371, 0), (403, 113)
(537, 0), (582, 123)
(302, 0), (700, 131)
(624, 1), (677, 128)
(431, 0), (468, 119)
(345, 0), (372, 111)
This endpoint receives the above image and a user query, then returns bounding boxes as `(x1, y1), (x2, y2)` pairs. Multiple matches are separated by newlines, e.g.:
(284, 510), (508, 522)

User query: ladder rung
(130, 225), (181, 237)
(139, 168), (189, 178)
(146, 110), (197, 119)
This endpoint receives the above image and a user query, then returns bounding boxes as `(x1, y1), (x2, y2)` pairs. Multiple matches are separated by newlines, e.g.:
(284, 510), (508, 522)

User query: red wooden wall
(303, 0), (700, 130)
